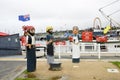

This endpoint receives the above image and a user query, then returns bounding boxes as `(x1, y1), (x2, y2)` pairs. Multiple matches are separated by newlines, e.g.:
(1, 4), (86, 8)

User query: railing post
(94, 43), (97, 51)
(58, 44), (61, 59)
(114, 43), (117, 56)
(81, 43), (85, 52)
(98, 43), (101, 59)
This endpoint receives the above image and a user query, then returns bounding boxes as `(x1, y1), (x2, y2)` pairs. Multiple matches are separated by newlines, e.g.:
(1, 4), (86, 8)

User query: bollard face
(49, 62), (62, 71)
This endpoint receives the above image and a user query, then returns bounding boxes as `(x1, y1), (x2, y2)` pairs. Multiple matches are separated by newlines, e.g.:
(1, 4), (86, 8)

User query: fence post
(81, 43), (85, 52)
(94, 43), (97, 51)
(98, 43), (101, 59)
(58, 44), (61, 59)
(115, 44), (118, 56)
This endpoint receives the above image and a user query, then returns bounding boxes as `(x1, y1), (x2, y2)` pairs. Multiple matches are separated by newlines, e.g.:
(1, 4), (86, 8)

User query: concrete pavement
(32, 61), (120, 80)
(0, 54), (120, 80)
(0, 61), (26, 80)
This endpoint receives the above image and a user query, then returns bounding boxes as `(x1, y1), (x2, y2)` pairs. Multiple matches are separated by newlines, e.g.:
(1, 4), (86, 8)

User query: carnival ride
(99, 0), (120, 27)
(93, 0), (120, 41)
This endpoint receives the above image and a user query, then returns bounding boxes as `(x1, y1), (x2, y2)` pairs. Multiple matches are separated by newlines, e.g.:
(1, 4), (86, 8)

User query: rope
(100, 0), (120, 10)
(107, 9), (120, 16)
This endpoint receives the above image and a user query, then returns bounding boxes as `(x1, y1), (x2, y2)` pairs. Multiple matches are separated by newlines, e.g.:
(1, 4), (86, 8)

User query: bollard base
(49, 62), (62, 71)
(72, 58), (80, 63)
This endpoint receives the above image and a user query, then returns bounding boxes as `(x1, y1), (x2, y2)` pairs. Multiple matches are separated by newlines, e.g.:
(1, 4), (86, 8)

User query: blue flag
(18, 14), (30, 21)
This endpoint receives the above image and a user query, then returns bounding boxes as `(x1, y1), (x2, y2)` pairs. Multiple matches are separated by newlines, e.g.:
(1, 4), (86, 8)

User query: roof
(0, 32), (9, 36)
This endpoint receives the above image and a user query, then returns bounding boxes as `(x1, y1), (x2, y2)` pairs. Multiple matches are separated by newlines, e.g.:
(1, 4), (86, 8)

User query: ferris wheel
(93, 17), (102, 30)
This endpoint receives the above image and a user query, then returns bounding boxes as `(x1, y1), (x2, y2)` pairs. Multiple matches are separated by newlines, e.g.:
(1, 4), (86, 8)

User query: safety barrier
(54, 41), (120, 59)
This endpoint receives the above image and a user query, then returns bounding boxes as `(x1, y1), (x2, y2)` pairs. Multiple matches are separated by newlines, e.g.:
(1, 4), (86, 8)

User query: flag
(103, 25), (111, 34)
(18, 14), (30, 21)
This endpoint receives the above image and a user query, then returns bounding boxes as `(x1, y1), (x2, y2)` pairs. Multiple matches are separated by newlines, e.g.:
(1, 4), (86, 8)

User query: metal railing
(54, 42), (120, 59)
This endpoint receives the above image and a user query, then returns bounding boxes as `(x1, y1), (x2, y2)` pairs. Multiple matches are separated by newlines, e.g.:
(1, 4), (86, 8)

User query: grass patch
(15, 70), (40, 80)
(111, 61), (120, 68)
(23, 70), (30, 74)
(50, 76), (62, 80)
(16, 70), (63, 80)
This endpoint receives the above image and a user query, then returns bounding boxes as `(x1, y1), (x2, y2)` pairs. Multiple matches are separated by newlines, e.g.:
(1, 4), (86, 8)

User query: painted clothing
(46, 34), (54, 64)
(46, 34), (54, 56)
(71, 34), (81, 63)
(26, 35), (36, 72)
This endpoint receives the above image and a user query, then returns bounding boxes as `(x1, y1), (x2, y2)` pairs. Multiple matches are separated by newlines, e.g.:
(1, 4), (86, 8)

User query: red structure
(55, 41), (66, 45)
(96, 36), (107, 42)
(20, 36), (26, 46)
(82, 31), (93, 42)
(0, 32), (9, 36)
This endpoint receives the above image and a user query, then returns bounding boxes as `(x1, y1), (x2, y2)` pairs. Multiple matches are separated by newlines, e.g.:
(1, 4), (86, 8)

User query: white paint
(107, 69), (119, 73)
(73, 66), (79, 68)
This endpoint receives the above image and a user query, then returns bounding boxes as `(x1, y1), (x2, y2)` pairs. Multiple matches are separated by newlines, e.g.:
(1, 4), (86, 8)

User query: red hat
(22, 25), (35, 32)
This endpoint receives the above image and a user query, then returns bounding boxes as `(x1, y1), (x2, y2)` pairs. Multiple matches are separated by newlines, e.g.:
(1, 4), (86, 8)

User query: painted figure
(23, 26), (36, 72)
(70, 26), (81, 63)
(46, 26), (54, 64)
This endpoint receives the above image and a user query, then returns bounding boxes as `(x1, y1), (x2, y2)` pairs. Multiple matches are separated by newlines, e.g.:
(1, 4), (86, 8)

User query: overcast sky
(0, 0), (120, 35)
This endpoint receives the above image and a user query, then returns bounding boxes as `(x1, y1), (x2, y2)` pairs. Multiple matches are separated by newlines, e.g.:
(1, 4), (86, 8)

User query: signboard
(82, 31), (93, 42)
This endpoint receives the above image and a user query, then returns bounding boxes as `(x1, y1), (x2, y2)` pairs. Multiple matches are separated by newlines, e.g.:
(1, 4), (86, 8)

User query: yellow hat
(46, 26), (53, 32)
